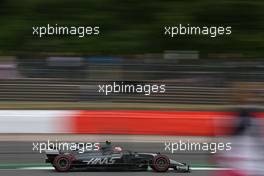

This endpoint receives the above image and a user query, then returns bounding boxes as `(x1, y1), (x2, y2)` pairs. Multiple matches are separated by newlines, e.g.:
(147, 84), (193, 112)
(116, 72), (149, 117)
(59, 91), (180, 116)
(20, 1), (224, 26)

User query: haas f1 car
(45, 141), (190, 173)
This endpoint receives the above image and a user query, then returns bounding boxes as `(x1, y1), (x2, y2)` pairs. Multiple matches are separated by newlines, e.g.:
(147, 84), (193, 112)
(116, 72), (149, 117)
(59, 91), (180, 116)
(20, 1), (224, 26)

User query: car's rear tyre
(53, 155), (72, 172)
(151, 155), (170, 172)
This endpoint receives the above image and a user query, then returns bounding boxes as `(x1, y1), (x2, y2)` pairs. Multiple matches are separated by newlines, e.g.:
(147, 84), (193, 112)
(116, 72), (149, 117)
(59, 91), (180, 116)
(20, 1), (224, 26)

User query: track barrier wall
(0, 110), (263, 136)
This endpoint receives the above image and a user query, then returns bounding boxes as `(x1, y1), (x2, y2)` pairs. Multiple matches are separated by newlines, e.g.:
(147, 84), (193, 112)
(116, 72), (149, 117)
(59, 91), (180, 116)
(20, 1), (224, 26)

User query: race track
(0, 170), (210, 176)
(0, 141), (215, 176)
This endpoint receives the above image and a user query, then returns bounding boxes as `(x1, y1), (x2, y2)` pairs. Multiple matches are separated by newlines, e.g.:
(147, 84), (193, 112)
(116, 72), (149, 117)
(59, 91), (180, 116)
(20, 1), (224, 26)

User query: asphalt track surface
(0, 170), (210, 176)
(0, 142), (213, 176)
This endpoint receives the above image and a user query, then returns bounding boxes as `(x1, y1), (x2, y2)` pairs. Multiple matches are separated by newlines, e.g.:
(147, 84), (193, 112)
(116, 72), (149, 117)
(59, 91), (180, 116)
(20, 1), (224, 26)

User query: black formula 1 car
(45, 141), (190, 173)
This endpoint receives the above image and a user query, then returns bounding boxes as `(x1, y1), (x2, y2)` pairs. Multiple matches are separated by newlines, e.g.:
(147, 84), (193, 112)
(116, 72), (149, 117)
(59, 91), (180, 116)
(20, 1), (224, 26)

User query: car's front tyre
(151, 155), (170, 172)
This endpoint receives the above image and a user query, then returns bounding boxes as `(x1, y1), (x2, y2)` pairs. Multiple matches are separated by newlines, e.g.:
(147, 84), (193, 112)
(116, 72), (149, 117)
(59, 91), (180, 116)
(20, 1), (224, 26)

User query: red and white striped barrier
(0, 110), (263, 135)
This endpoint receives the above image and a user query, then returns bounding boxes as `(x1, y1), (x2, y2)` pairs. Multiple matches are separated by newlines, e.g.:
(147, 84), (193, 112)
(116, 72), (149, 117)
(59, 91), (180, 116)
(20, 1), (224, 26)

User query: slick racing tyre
(53, 154), (72, 172)
(151, 155), (170, 172)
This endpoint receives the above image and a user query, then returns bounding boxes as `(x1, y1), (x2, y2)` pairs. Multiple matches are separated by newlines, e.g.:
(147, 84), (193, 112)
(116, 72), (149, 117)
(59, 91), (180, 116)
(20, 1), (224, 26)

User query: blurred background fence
(0, 56), (264, 105)
(0, 79), (231, 104)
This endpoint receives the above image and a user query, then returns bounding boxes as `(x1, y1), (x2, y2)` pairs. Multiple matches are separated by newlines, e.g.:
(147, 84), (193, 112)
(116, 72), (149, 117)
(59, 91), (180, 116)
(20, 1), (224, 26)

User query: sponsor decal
(84, 157), (116, 165)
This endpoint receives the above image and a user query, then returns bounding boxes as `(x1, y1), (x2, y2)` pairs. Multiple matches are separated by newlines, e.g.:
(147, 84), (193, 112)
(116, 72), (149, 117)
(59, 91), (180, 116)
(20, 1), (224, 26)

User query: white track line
(191, 167), (231, 171)
(20, 167), (54, 170)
